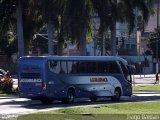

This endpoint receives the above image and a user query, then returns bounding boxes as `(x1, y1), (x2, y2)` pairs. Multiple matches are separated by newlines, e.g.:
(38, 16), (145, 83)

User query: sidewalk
(0, 96), (28, 104)
(132, 74), (159, 85)
(133, 90), (160, 97)
(133, 91), (160, 94)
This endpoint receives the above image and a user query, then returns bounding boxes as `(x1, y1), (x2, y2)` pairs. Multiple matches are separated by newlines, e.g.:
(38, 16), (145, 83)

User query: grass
(55, 102), (160, 114)
(133, 85), (160, 91)
(17, 102), (160, 120)
(0, 92), (8, 96)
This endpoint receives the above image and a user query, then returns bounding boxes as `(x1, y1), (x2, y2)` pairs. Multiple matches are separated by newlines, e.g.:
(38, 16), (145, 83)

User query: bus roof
(20, 56), (128, 65)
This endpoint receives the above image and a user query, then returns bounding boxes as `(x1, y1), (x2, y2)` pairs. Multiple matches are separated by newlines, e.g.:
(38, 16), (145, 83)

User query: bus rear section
(18, 57), (46, 100)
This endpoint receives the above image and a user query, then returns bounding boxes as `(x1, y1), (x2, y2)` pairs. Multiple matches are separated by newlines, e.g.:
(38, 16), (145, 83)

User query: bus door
(119, 61), (132, 96)
(47, 60), (63, 97)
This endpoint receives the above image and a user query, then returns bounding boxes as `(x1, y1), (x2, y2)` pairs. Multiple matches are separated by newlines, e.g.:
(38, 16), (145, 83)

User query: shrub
(0, 76), (13, 93)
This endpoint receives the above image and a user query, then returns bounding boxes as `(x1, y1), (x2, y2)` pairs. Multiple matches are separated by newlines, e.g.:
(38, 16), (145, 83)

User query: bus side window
(48, 61), (60, 74)
(77, 61), (86, 73)
(96, 62), (108, 74)
(67, 61), (73, 73)
(108, 62), (120, 74)
(97, 62), (120, 74)
(71, 61), (77, 73)
(86, 62), (97, 73)
(60, 61), (67, 74)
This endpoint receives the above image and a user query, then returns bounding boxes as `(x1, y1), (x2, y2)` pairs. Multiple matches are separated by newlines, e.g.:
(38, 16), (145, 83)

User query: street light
(33, 33), (48, 40)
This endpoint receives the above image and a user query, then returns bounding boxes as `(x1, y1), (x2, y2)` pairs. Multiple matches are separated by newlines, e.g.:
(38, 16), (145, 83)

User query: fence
(132, 74), (158, 84)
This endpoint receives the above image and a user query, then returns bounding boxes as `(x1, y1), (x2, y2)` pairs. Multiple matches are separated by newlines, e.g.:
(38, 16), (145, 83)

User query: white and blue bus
(18, 56), (133, 104)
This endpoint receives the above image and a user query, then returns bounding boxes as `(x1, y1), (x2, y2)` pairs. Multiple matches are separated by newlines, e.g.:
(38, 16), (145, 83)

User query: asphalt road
(0, 92), (160, 119)
(3, 75), (158, 119)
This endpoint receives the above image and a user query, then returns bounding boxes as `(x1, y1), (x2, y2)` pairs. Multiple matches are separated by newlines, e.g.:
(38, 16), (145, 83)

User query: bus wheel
(111, 88), (121, 101)
(40, 98), (53, 104)
(90, 97), (97, 102)
(63, 89), (75, 103)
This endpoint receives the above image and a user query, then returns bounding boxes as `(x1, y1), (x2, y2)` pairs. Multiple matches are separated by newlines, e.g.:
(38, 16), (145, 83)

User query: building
(86, 2), (160, 73)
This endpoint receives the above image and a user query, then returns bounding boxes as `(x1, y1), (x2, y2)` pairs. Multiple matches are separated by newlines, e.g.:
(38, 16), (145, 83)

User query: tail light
(42, 81), (46, 90)
(18, 80), (20, 91)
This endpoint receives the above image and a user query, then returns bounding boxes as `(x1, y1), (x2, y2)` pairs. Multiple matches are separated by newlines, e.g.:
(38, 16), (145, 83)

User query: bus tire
(90, 97), (98, 102)
(111, 88), (121, 101)
(62, 89), (75, 103)
(40, 98), (53, 104)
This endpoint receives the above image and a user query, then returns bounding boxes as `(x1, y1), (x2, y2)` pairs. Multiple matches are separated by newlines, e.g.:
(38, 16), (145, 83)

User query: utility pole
(156, 0), (159, 83)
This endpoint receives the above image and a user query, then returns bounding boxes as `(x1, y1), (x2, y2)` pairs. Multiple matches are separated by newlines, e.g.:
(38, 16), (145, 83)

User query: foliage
(0, 34), (17, 57)
(32, 33), (48, 54)
(0, 0), (16, 35)
(133, 85), (160, 91)
(0, 0), (154, 56)
(147, 31), (160, 58)
(63, 0), (93, 40)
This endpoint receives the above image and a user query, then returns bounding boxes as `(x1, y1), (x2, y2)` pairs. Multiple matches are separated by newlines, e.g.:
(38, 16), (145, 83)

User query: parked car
(0, 69), (13, 93)
(0, 69), (7, 78)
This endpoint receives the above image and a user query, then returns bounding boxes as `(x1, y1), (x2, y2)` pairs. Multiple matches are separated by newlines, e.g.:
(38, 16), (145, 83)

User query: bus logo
(20, 79), (42, 83)
(90, 77), (108, 82)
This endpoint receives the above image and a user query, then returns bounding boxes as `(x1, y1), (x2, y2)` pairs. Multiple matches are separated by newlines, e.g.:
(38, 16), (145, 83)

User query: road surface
(4, 74), (158, 119)
(0, 92), (160, 119)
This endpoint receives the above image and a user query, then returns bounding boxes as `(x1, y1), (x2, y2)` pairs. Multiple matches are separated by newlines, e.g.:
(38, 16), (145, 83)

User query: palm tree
(39, 0), (66, 55)
(1, 0), (64, 56)
(0, 0), (16, 35)
(92, 0), (152, 56)
(0, 0), (153, 57)
(113, 0), (151, 55)
(16, 0), (24, 57)
(0, 0), (39, 57)
(63, 0), (93, 56)
(0, 0), (24, 57)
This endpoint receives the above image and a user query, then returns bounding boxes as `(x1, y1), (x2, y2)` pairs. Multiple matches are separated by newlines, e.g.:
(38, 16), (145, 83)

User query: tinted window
(86, 62), (97, 73)
(60, 61), (67, 73)
(108, 62), (120, 73)
(97, 61), (120, 74)
(48, 61), (60, 73)
(70, 61), (77, 73)
(67, 61), (73, 73)
(48, 60), (120, 74)
(77, 61), (86, 73)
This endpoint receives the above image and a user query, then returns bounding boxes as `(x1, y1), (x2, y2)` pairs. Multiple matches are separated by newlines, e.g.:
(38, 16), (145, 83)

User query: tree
(0, 0), (16, 35)
(0, 0), (17, 57)
(148, 31), (160, 58)
(92, 0), (152, 56)
(16, 0), (24, 57)
(63, 0), (93, 56)
(0, 0), (153, 57)
(39, 0), (66, 55)
(0, 0), (39, 56)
